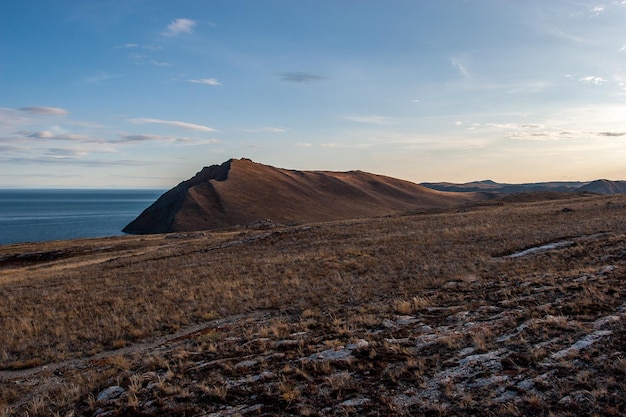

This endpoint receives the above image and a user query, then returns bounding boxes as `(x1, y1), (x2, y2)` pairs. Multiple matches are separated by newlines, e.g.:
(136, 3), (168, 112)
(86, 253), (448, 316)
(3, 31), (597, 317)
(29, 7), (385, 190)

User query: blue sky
(1, 0), (625, 187)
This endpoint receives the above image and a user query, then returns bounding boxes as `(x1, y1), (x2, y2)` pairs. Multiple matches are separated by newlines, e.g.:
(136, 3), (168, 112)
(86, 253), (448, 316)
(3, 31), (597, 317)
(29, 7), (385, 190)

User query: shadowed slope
(124, 158), (484, 234)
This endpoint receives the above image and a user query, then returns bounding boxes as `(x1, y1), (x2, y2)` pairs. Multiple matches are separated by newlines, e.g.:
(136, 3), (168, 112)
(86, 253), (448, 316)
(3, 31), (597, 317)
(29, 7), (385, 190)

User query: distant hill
(123, 158), (488, 234)
(420, 179), (626, 195)
(577, 179), (626, 195)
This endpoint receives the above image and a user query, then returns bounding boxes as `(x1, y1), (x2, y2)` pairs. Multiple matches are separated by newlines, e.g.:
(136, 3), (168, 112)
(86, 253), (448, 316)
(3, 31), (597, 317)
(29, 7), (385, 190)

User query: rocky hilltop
(124, 158), (484, 234)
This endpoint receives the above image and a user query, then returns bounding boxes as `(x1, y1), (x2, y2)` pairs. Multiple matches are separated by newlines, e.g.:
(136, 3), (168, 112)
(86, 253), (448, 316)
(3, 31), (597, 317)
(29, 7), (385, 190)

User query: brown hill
(123, 158), (487, 234)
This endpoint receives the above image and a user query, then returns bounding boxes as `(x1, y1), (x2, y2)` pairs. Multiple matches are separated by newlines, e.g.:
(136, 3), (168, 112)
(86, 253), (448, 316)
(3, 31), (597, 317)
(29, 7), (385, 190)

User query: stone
(97, 386), (125, 402)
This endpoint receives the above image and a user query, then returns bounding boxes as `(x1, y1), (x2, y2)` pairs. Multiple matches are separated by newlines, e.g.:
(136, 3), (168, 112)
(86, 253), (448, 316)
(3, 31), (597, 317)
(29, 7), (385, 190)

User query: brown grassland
(0, 194), (625, 416)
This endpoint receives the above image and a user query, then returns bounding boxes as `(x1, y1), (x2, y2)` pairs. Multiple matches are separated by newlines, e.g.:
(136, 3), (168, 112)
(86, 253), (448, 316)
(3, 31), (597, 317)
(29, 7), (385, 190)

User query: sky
(1, 0), (625, 188)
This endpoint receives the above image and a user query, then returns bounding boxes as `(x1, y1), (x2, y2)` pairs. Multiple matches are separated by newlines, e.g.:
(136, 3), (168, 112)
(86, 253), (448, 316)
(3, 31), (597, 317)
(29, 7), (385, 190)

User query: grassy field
(1, 194), (625, 416)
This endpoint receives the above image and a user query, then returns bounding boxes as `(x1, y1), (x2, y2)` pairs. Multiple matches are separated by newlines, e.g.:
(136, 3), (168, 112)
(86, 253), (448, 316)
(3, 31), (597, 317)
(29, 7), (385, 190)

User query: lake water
(0, 189), (165, 245)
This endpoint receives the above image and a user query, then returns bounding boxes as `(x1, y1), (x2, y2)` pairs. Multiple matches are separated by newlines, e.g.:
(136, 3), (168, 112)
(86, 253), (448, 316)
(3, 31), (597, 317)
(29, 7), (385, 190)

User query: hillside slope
(124, 158), (485, 234)
(577, 179), (626, 194)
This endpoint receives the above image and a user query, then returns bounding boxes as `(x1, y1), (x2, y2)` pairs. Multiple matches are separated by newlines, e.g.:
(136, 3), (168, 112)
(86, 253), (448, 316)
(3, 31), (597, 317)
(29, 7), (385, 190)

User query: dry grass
(0, 194), (625, 416)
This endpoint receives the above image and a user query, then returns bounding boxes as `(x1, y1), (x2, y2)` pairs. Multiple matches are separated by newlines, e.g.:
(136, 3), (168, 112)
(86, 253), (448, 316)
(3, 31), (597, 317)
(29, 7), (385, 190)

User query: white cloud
(163, 18), (196, 36)
(590, 5), (606, 15)
(342, 115), (394, 125)
(128, 118), (216, 132)
(189, 78), (222, 86)
(19, 106), (69, 116)
(579, 76), (608, 85)
(620, 44), (626, 51)
(454, 121), (463, 126)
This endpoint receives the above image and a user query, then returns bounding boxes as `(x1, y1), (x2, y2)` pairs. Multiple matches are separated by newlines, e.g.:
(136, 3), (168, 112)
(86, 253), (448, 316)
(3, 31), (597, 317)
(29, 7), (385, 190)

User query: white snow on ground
(506, 240), (574, 258)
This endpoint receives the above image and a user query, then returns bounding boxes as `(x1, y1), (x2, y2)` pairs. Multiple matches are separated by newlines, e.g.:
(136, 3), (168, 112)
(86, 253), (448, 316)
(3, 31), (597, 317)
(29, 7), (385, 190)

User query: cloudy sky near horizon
(1, 0), (625, 188)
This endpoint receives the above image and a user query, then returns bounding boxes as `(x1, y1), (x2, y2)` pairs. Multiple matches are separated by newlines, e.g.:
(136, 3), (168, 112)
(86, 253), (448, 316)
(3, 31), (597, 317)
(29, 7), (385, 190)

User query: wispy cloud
(506, 80), (551, 94)
(279, 72), (326, 83)
(117, 43), (162, 51)
(81, 72), (120, 84)
(128, 118), (216, 132)
(28, 131), (88, 141)
(242, 127), (289, 133)
(342, 115), (394, 125)
(579, 76), (608, 85)
(0, 145), (21, 154)
(163, 18), (196, 37)
(189, 78), (222, 86)
(590, 5), (605, 15)
(597, 131), (626, 137)
(117, 134), (193, 143)
(45, 148), (89, 157)
(545, 27), (590, 44)
(150, 60), (172, 67)
(19, 106), (69, 116)
(0, 156), (150, 167)
(450, 57), (471, 78)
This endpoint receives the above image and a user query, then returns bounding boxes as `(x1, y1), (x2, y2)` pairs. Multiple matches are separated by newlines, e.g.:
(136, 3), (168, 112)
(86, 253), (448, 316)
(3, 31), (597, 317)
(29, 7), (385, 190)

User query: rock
(382, 319), (397, 328)
(396, 315), (419, 325)
(96, 385), (125, 402)
(346, 339), (369, 350)
(600, 265), (616, 274)
(305, 340), (368, 362)
(306, 347), (353, 362)
(234, 359), (258, 369)
(340, 398), (371, 407)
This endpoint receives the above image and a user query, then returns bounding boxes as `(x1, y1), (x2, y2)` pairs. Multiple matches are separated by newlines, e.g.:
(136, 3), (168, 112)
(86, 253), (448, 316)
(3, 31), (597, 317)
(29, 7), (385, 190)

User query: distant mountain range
(123, 158), (488, 234)
(421, 179), (626, 195)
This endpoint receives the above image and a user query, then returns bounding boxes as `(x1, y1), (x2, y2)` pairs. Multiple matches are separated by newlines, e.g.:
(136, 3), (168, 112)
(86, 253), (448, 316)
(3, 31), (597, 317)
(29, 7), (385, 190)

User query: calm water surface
(0, 189), (164, 245)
